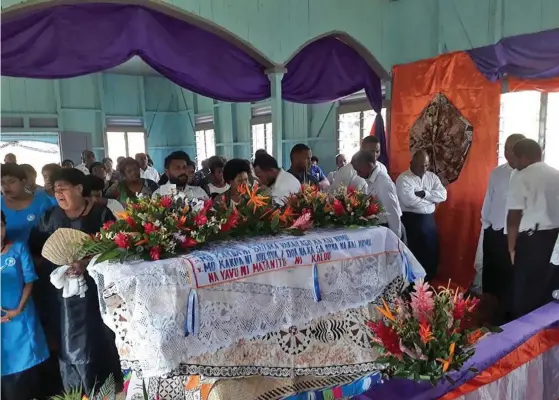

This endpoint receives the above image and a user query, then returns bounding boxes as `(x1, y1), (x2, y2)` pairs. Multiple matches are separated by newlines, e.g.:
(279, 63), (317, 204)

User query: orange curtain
(508, 76), (559, 92)
(389, 52), (500, 288)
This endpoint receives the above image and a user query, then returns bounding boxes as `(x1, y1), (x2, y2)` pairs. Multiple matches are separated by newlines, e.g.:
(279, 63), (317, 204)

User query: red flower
(149, 246), (161, 261)
(194, 212), (207, 226)
(367, 320), (402, 356)
(160, 197), (173, 208)
(348, 185), (356, 195)
(143, 222), (157, 235)
(203, 199), (213, 212)
(124, 215), (136, 228)
(365, 202), (379, 216)
(114, 233), (130, 249)
(102, 221), (115, 230)
(131, 203), (142, 210)
(332, 199), (345, 216)
(221, 208), (239, 233)
(180, 237), (198, 248)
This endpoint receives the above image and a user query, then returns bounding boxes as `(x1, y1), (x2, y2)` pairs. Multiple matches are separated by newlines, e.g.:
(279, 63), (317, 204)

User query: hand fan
(41, 228), (90, 266)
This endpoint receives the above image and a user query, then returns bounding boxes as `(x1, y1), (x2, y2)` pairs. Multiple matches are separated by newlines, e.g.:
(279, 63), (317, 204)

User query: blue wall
(1, 0), (558, 173)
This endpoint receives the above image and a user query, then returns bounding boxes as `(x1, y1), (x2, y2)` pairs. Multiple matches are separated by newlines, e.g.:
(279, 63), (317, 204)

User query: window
(194, 115), (216, 168)
(106, 130), (146, 161)
(498, 91), (558, 168)
(337, 105), (387, 159)
(251, 105), (273, 156)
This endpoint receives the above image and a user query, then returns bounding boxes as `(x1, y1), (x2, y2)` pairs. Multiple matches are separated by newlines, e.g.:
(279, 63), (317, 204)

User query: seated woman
(105, 157), (158, 204)
(1, 163), (55, 242)
(89, 161), (116, 195)
(214, 158), (251, 204)
(1, 211), (51, 400)
(29, 168), (122, 394)
(42, 163), (62, 198)
(84, 175), (125, 215)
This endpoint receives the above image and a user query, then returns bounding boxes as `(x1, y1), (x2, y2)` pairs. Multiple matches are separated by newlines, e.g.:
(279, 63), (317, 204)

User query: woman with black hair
(1, 163), (55, 242)
(214, 158), (252, 203)
(105, 157), (158, 204)
(29, 168), (122, 394)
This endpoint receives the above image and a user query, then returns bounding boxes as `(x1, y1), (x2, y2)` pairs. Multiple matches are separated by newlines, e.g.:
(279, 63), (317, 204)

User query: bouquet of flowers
(367, 280), (498, 384)
(81, 194), (221, 263)
(281, 184), (330, 227)
(327, 186), (384, 226)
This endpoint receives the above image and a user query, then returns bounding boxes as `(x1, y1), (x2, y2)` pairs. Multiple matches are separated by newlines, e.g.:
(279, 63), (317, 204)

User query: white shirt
(140, 166), (160, 183)
(396, 169), (447, 214)
(106, 199), (124, 215)
(481, 163), (515, 230)
(208, 183), (230, 195)
(76, 163), (90, 175)
(506, 162), (559, 232)
(376, 161), (388, 175)
(153, 184), (209, 200)
(330, 163), (368, 194)
(270, 169), (301, 205)
(327, 171), (337, 184)
(367, 168), (402, 237)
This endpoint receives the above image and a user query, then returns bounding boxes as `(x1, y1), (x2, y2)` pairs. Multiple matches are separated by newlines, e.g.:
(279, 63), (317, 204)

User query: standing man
(327, 154), (347, 184)
(330, 150), (376, 194)
(480, 133), (524, 321)
(287, 144), (319, 186)
(361, 136), (388, 175)
(506, 139), (559, 319)
(76, 150), (95, 175)
(396, 150), (447, 280)
(135, 153), (160, 183)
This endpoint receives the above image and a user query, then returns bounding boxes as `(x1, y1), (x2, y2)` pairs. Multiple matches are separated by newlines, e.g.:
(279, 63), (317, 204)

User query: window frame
(251, 104), (273, 156)
(104, 127), (148, 159)
(194, 120), (216, 169)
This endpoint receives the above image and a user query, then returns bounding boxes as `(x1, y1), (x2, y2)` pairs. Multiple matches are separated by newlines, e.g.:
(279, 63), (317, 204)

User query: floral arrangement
(367, 280), (499, 384)
(81, 183), (384, 263)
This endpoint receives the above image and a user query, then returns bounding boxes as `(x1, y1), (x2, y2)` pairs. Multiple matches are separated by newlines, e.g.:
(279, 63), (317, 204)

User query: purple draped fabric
(468, 28), (559, 82)
(1, 3), (270, 102)
(355, 301), (559, 400)
(283, 36), (388, 169)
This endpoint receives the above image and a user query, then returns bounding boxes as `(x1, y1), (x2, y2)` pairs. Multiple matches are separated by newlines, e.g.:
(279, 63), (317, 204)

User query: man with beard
(153, 151), (208, 199)
(253, 153), (300, 205)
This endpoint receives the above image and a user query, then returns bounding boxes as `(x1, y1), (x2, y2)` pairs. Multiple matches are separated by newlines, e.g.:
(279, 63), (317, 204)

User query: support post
(266, 68), (286, 167)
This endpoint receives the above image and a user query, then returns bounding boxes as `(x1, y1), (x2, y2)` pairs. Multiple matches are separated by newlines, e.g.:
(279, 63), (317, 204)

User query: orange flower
(279, 205), (298, 223)
(436, 342), (456, 372)
(467, 329), (484, 345)
(418, 320), (434, 344)
(178, 215), (187, 226)
(376, 298), (396, 322)
(115, 211), (129, 220)
(237, 183), (249, 196)
(246, 184), (269, 212)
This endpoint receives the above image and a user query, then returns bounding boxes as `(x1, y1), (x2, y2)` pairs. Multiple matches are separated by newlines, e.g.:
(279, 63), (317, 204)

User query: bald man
(506, 139), (559, 319)
(480, 133), (524, 323)
(396, 151), (447, 280)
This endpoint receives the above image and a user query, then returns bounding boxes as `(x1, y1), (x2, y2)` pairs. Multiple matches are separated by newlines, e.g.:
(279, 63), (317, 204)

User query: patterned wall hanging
(409, 93), (473, 185)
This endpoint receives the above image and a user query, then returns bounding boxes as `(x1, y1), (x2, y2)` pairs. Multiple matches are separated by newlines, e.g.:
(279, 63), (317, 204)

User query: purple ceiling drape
(1, 3), (271, 102)
(467, 28), (559, 82)
(283, 36), (388, 169)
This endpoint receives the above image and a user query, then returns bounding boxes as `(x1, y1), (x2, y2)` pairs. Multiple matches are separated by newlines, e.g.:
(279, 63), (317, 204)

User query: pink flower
(160, 197), (173, 208)
(332, 199), (345, 216)
(410, 279), (435, 320)
(194, 213), (207, 226)
(347, 185), (356, 195)
(114, 233), (130, 249)
(364, 202), (379, 216)
(143, 222), (157, 235)
(102, 220), (115, 230)
(180, 237), (198, 248)
(124, 216), (136, 228)
(288, 210), (313, 231)
(149, 246), (161, 260)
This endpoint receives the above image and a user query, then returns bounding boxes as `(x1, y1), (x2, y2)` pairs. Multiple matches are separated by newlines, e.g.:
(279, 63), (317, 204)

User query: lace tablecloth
(88, 227), (424, 377)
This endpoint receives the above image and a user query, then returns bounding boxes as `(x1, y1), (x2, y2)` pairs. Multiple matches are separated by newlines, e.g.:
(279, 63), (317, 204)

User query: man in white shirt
(253, 153), (301, 205)
(396, 150), (447, 280)
(506, 139), (559, 319)
(361, 136), (388, 175)
(330, 150), (375, 194)
(479, 133), (524, 321)
(75, 150), (96, 175)
(136, 153), (160, 183)
(367, 164), (404, 241)
(327, 154), (347, 184)
(153, 151), (208, 199)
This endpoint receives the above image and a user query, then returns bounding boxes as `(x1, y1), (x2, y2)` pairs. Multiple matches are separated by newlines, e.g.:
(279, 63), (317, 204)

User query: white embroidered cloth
(88, 227), (424, 377)
(50, 265), (88, 298)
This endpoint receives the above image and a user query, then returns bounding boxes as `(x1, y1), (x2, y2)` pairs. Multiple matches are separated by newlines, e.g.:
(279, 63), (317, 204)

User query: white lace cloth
(88, 227), (424, 377)
(50, 266), (88, 298)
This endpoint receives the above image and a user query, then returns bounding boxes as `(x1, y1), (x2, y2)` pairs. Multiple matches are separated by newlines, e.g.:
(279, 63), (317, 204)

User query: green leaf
(95, 249), (121, 264)
(142, 379), (149, 400)
(271, 213), (280, 230)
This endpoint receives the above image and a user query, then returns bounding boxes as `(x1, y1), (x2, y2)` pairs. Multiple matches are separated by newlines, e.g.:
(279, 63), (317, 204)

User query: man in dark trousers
(506, 139), (559, 319)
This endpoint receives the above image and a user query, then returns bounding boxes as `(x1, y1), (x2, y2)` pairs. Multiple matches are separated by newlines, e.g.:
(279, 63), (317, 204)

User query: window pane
(205, 129), (216, 160)
(107, 131), (126, 160)
(545, 93), (559, 169)
(127, 131), (146, 157)
(251, 124), (265, 156)
(498, 91), (541, 165)
(361, 108), (387, 139)
(338, 111), (361, 159)
(265, 123), (273, 155)
(195, 129), (216, 168)
(0, 140), (60, 185)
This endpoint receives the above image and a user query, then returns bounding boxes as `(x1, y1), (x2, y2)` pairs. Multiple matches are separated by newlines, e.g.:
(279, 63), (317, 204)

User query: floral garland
(80, 183), (384, 263)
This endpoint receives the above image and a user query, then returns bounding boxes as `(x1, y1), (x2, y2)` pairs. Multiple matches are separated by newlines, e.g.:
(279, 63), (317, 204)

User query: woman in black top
(29, 168), (122, 393)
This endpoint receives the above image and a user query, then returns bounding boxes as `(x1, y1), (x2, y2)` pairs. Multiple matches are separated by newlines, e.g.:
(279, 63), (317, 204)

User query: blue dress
(1, 242), (49, 376)
(1, 191), (54, 242)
